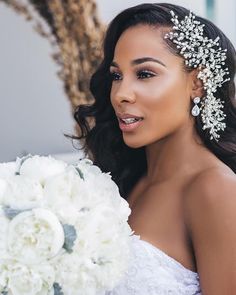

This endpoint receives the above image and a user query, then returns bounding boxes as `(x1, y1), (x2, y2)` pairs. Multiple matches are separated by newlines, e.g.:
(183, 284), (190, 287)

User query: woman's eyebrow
(110, 57), (166, 68)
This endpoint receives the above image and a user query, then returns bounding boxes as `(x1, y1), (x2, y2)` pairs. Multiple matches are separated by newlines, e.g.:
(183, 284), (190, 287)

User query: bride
(72, 3), (236, 294)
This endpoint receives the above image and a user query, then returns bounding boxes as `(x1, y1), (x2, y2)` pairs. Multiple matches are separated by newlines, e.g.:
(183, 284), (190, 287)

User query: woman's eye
(137, 70), (156, 79)
(110, 72), (121, 81)
(109, 70), (156, 81)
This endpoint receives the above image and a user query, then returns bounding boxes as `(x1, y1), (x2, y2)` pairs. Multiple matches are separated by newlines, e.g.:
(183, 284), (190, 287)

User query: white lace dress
(106, 235), (202, 295)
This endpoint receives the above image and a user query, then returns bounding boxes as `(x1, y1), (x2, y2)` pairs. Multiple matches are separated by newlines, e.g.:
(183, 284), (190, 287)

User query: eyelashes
(109, 69), (157, 81)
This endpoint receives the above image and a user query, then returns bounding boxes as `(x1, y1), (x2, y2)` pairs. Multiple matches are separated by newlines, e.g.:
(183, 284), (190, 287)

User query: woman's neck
(145, 123), (213, 183)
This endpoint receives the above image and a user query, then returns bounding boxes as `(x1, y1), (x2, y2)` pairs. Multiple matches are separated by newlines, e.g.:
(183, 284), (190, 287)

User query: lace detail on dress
(106, 235), (202, 295)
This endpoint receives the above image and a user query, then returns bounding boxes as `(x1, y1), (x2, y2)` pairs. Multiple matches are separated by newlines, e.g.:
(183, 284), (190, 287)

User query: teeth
(121, 118), (142, 124)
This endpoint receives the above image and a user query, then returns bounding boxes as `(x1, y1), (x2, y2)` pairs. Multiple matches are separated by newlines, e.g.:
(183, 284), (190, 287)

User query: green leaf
(62, 224), (77, 253)
(75, 167), (84, 180)
(3, 206), (30, 220)
(15, 154), (33, 175)
(53, 282), (64, 295)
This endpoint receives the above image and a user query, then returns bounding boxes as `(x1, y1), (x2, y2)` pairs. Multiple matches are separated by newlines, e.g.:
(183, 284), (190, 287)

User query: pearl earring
(191, 96), (201, 116)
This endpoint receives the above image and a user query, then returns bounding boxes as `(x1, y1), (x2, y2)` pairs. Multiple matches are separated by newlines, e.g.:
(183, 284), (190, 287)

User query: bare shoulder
(184, 165), (236, 214)
(183, 165), (236, 293)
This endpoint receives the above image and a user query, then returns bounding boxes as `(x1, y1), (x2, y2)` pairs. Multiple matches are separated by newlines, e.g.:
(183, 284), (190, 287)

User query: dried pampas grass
(1, 0), (105, 111)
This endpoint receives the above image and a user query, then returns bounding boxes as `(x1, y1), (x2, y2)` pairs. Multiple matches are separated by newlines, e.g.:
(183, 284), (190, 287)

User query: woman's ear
(189, 68), (205, 98)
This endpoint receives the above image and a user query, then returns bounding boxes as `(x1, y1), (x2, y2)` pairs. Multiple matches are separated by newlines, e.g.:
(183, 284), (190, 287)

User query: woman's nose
(113, 80), (136, 104)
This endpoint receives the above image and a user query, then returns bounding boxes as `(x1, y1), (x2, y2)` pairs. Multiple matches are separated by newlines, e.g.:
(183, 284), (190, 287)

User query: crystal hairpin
(164, 10), (230, 141)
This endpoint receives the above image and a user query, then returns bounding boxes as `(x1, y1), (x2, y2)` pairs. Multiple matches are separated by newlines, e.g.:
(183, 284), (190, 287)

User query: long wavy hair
(70, 3), (236, 199)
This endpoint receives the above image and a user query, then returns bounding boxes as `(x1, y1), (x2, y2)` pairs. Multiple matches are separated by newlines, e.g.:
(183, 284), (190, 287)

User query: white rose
(1, 260), (55, 295)
(0, 162), (18, 179)
(20, 155), (67, 186)
(2, 175), (44, 210)
(7, 208), (65, 264)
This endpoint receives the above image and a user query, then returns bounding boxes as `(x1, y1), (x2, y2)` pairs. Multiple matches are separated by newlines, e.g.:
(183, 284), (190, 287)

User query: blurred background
(0, 0), (235, 163)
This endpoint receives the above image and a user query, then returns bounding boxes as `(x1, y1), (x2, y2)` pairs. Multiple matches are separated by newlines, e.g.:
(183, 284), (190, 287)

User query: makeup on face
(109, 25), (192, 148)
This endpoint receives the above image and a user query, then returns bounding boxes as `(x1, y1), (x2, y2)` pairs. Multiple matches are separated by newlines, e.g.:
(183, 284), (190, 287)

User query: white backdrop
(215, 0), (236, 49)
(0, 0), (235, 162)
(96, 0), (206, 22)
(0, 4), (76, 162)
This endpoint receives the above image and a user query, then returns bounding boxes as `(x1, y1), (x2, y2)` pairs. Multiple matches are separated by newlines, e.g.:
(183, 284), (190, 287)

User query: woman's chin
(123, 137), (145, 149)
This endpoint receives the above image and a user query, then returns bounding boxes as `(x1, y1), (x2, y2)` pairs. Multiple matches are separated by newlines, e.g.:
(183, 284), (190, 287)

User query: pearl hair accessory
(164, 10), (231, 141)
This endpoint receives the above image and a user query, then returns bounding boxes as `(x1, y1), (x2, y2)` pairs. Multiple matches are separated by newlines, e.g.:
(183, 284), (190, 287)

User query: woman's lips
(118, 117), (144, 132)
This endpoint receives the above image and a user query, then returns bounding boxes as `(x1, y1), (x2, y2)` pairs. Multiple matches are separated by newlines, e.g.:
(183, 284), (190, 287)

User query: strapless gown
(105, 234), (202, 294)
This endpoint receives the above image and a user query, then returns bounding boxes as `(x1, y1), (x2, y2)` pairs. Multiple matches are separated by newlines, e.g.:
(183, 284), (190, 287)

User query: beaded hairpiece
(164, 10), (230, 141)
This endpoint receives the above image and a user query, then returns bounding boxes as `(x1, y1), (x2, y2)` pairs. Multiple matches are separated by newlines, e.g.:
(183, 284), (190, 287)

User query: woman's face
(109, 24), (195, 148)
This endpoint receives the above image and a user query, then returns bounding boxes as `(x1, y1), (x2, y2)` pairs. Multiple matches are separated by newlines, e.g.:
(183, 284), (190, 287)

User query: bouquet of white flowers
(0, 155), (133, 295)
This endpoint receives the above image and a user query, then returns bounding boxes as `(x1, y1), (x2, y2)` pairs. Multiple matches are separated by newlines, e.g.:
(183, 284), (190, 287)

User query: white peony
(7, 208), (65, 264)
(53, 210), (132, 294)
(74, 158), (102, 179)
(83, 170), (131, 221)
(0, 155), (133, 294)
(0, 161), (18, 179)
(0, 207), (9, 257)
(0, 260), (55, 295)
(2, 175), (44, 210)
(76, 204), (132, 247)
(0, 178), (7, 204)
(44, 166), (115, 224)
(75, 167), (120, 210)
(43, 167), (89, 224)
(73, 205), (133, 289)
(20, 155), (67, 186)
(52, 252), (99, 295)
(0, 260), (8, 293)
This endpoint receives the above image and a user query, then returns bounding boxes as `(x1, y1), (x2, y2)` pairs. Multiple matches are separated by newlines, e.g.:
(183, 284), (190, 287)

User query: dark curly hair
(70, 3), (236, 199)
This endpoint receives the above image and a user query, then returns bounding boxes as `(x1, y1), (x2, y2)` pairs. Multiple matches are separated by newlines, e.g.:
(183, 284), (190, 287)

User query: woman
(73, 3), (236, 294)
